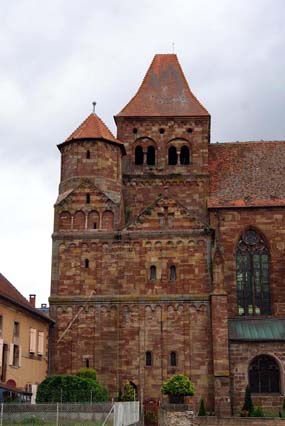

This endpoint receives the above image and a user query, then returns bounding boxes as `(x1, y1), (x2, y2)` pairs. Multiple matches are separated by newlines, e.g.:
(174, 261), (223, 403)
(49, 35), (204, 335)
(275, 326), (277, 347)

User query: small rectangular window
(13, 322), (20, 339)
(146, 351), (152, 367)
(86, 193), (90, 204)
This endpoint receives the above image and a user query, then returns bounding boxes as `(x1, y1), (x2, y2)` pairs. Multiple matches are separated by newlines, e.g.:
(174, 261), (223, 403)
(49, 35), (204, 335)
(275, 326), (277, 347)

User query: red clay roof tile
(60, 113), (125, 153)
(116, 54), (209, 117)
(209, 141), (285, 208)
(0, 273), (51, 321)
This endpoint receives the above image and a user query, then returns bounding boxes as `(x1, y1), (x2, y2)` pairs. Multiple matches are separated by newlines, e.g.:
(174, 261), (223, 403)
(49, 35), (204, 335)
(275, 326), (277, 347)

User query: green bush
(121, 382), (137, 401)
(161, 374), (195, 397)
(76, 368), (97, 381)
(36, 374), (108, 403)
(198, 399), (206, 416)
(251, 406), (264, 417)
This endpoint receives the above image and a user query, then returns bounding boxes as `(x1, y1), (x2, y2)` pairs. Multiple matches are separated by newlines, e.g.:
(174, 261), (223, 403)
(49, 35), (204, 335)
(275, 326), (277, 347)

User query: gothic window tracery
(249, 355), (280, 393)
(236, 229), (270, 316)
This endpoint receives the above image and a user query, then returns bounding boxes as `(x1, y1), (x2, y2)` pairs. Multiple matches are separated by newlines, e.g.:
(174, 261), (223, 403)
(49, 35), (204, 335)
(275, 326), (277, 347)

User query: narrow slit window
(85, 358), (90, 368)
(170, 265), (176, 282)
(84, 259), (89, 268)
(146, 351), (152, 366)
(93, 222), (97, 229)
(170, 351), (177, 366)
(150, 265), (157, 281)
(86, 150), (91, 159)
(86, 193), (90, 204)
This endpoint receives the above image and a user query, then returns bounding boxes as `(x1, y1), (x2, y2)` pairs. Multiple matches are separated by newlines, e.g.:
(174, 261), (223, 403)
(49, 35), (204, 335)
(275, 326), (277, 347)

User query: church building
(49, 54), (285, 415)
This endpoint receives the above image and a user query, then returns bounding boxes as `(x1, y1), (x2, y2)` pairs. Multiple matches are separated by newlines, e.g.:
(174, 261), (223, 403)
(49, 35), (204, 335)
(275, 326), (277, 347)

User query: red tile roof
(208, 141), (285, 208)
(0, 273), (51, 322)
(116, 54), (209, 118)
(59, 113), (125, 153)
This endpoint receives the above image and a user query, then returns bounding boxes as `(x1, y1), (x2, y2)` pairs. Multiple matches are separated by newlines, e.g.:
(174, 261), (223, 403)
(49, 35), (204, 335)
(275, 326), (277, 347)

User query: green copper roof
(229, 319), (285, 341)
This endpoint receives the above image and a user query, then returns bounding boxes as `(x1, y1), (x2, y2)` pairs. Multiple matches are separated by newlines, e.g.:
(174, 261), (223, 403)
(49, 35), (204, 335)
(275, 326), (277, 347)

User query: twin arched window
(149, 265), (176, 281)
(168, 145), (190, 165)
(135, 145), (156, 165)
(134, 144), (190, 166)
(249, 355), (280, 393)
(236, 229), (270, 316)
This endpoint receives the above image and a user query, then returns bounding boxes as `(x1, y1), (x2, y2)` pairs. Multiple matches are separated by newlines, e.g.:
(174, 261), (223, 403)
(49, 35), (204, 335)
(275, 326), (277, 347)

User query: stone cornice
(49, 294), (210, 305)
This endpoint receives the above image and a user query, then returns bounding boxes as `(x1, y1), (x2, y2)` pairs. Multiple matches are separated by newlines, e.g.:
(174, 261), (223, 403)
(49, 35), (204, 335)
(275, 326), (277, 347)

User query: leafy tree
(198, 399), (207, 416)
(242, 385), (254, 416)
(121, 382), (137, 401)
(161, 374), (195, 403)
(36, 374), (108, 403)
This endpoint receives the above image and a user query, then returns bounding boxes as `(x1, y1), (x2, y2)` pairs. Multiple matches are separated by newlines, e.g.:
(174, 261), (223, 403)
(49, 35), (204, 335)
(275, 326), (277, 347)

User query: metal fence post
(0, 403), (3, 426)
(56, 402), (59, 426)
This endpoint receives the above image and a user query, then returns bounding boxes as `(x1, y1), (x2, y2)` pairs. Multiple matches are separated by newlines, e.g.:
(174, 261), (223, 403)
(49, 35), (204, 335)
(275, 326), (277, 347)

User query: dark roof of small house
(116, 54), (209, 118)
(0, 273), (52, 323)
(229, 318), (285, 341)
(58, 113), (125, 153)
(208, 141), (285, 208)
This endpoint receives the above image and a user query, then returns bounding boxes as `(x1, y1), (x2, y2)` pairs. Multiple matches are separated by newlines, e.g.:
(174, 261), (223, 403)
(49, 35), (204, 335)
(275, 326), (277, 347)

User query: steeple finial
(92, 101), (96, 114)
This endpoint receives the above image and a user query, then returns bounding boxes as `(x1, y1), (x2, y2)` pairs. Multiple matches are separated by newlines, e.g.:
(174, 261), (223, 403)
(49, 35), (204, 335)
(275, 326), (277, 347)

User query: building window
(146, 351), (152, 366)
(147, 146), (155, 166)
(169, 265), (176, 282)
(236, 229), (270, 316)
(86, 193), (90, 204)
(84, 259), (89, 268)
(135, 146), (144, 165)
(170, 351), (177, 366)
(13, 322), (20, 339)
(150, 265), (157, 281)
(180, 145), (190, 165)
(85, 358), (90, 368)
(86, 150), (91, 159)
(168, 146), (177, 165)
(9, 343), (21, 367)
(249, 355), (280, 393)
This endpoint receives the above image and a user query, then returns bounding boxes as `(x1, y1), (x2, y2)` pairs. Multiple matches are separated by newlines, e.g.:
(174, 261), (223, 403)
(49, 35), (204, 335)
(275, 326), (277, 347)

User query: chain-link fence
(0, 403), (114, 426)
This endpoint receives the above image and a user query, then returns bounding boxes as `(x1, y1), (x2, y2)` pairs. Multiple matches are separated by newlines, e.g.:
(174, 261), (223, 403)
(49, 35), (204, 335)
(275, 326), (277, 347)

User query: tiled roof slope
(0, 273), (51, 321)
(209, 141), (285, 208)
(116, 54), (209, 117)
(61, 113), (124, 152)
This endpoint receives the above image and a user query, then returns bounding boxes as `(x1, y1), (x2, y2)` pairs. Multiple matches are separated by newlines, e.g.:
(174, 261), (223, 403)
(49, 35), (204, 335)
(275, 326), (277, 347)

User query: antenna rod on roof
(172, 42), (175, 53)
(92, 101), (96, 114)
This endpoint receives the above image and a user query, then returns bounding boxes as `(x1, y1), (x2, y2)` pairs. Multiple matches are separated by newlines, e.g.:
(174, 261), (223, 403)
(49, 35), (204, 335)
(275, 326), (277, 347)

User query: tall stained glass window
(236, 229), (270, 315)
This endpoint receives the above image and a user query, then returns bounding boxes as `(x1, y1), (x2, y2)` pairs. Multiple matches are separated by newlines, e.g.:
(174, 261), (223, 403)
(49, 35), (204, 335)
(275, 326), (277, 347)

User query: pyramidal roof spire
(116, 54), (209, 118)
(59, 110), (125, 153)
(65, 112), (117, 143)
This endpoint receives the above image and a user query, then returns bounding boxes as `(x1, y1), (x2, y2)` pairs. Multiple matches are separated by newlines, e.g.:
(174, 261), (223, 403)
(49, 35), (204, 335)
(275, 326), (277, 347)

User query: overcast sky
(1, 0), (285, 306)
